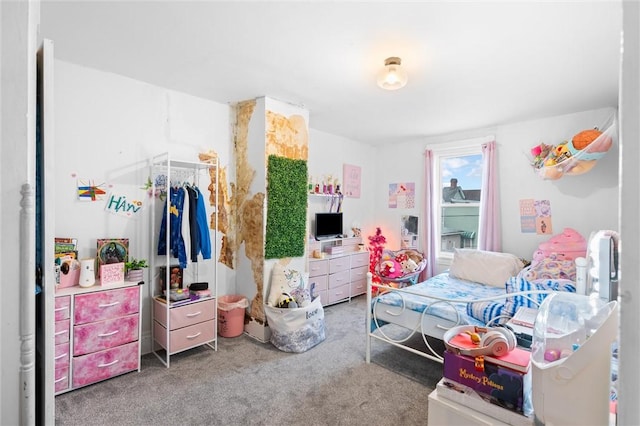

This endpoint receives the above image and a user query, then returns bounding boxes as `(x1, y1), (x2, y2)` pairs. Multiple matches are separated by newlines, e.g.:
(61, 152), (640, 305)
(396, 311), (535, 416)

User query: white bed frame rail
(365, 272), (552, 365)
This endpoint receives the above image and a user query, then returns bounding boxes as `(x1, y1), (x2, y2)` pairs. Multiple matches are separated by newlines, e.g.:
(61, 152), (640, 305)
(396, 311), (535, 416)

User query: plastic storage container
(217, 295), (249, 338)
(531, 292), (618, 425)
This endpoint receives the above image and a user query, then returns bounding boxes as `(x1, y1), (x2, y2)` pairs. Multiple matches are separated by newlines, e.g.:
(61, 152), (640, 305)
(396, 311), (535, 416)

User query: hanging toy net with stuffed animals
(530, 113), (617, 180)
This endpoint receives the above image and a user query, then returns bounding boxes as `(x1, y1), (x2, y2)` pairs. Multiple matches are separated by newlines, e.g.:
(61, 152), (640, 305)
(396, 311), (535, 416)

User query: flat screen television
(315, 212), (343, 240)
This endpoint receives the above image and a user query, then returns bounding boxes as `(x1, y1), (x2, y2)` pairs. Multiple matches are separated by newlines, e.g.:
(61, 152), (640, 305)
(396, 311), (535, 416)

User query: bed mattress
(371, 272), (506, 333)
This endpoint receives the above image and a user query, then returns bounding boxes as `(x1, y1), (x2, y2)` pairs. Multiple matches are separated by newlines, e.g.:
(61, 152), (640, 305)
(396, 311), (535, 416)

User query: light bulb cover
(377, 57), (408, 90)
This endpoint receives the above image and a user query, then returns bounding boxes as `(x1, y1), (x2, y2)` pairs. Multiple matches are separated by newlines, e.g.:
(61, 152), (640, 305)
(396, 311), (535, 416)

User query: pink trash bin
(217, 295), (248, 338)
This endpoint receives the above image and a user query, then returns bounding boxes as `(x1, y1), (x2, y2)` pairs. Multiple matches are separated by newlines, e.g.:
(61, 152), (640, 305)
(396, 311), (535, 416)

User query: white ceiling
(39, 1), (622, 146)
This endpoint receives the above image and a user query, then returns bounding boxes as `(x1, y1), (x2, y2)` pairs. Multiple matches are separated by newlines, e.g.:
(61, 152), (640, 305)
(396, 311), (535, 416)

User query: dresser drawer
(54, 365), (69, 393)
(73, 314), (139, 356)
(308, 259), (328, 277)
(329, 256), (350, 273)
(350, 265), (368, 282)
(72, 341), (139, 388)
(54, 342), (70, 369)
(351, 252), (370, 268)
(328, 270), (350, 289)
(309, 274), (328, 294)
(327, 285), (349, 304)
(350, 278), (366, 297)
(154, 319), (216, 354)
(74, 287), (139, 325)
(154, 298), (215, 330)
(54, 319), (70, 345)
(55, 296), (71, 321)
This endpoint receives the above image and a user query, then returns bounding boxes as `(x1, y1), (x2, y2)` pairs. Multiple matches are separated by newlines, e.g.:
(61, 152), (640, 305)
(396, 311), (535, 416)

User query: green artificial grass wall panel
(265, 155), (308, 259)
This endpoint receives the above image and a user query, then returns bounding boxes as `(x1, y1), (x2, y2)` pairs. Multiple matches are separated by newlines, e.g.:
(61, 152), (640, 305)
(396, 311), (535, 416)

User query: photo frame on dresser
(96, 238), (129, 276)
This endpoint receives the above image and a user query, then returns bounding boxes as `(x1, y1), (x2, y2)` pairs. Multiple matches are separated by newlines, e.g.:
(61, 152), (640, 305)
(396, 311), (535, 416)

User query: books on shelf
(448, 331), (531, 374)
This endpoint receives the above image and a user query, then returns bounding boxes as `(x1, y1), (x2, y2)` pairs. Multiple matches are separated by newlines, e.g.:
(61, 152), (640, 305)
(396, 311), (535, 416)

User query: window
(432, 139), (487, 258)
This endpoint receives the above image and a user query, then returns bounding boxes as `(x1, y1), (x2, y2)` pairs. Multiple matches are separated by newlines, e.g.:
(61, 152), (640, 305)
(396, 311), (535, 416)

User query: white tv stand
(307, 236), (368, 306)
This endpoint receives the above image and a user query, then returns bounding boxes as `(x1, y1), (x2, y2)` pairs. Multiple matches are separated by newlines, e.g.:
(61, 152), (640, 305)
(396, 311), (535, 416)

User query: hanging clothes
(195, 186), (211, 260)
(157, 186), (187, 269)
(181, 186), (191, 263)
(186, 185), (200, 262)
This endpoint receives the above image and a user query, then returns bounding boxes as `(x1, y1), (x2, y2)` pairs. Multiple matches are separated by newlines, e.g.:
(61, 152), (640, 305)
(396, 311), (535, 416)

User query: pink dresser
(54, 283), (141, 395)
(153, 298), (216, 355)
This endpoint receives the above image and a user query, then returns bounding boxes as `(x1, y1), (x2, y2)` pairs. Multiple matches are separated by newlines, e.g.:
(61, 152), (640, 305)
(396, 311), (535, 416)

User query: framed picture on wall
(343, 164), (361, 198)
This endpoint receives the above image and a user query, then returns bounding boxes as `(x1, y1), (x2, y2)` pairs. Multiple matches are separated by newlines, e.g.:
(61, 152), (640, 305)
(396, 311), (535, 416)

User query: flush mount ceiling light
(377, 56), (408, 90)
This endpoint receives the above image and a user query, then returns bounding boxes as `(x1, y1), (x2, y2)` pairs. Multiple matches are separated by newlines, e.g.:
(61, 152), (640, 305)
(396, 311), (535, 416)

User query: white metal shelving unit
(149, 153), (219, 367)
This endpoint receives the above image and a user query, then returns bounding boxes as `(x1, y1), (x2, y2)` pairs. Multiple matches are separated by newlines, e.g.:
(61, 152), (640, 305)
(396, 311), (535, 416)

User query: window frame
(430, 136), (492, 261)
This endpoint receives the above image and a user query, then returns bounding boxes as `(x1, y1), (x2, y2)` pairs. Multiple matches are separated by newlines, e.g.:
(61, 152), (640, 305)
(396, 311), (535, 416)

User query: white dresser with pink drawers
(54, 282), (142, 395)
(308, 237), (370, 306)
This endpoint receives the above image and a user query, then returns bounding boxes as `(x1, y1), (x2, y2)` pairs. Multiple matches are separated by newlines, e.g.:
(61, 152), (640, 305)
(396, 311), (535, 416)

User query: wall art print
(77, 178), (107, 201)
(388, 182), (415, 209)
(342, 164), (361, 198)
(519, 198), (553, 235)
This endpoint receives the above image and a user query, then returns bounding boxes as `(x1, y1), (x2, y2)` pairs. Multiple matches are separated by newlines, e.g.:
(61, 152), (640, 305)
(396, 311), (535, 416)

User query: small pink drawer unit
(153, 297), (216, 355)
(54, 283), (141, 396)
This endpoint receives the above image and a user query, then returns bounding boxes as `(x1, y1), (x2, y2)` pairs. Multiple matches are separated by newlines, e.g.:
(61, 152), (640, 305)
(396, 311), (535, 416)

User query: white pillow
(267, 264), (308, 307)
(449, 249), (525, 288)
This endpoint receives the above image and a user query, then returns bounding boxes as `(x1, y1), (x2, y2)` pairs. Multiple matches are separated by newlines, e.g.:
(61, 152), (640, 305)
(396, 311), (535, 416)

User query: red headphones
(443, 325), (517, 357)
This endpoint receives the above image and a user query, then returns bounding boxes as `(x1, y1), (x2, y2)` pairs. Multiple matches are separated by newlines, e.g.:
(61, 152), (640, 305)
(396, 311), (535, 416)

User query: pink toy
(380, 259), (403, 278)
(536, 228), (587, 261)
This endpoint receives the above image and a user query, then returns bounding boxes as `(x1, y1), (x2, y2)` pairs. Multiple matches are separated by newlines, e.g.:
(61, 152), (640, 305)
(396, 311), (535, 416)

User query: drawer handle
(54, 330), (67, 336)
(55, 306), (68, 312)
(186, 331), (202, 339)
(186, 311), (202, 318)
(98, 301), (120, 308)
(98, 359), (119, 368)
(54, 376), (66, 383)
(54, 353), (67, 360)
(98, 330), (120, 337)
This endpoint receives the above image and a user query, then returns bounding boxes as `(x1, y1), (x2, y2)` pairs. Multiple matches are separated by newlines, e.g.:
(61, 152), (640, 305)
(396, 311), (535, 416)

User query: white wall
(52, 60), (234, 352)
(374, 107), (619, 268)
(307, 129), (377, 242)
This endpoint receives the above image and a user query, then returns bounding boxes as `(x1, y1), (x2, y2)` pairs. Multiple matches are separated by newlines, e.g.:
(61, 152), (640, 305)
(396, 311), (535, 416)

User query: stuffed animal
(277, 293), (297, 308)
(572, 128), (602, 150)
(380, 259), (403, 278)
(290, 287), (311, 307)
(401, 258), (419, 274)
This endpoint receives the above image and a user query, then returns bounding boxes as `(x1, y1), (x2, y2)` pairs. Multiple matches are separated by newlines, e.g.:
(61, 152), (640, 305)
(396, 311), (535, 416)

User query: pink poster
(342, 164), (361, 198)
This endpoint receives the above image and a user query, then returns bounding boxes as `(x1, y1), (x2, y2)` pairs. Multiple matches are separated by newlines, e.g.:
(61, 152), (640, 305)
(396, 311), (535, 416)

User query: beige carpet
(55, 295), (445, 425)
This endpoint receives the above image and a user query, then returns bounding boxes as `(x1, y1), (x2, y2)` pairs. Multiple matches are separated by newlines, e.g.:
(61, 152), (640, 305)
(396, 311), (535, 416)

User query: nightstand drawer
(74, 287), (139, 325)
(154, 319), (216, 353)
(73, 314), (139, 356)
(154, 298), (215, 330)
